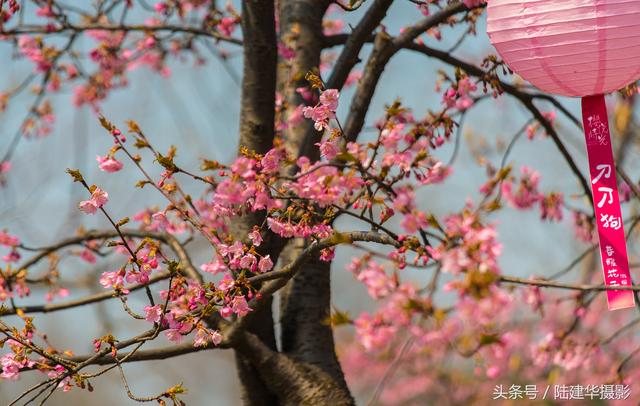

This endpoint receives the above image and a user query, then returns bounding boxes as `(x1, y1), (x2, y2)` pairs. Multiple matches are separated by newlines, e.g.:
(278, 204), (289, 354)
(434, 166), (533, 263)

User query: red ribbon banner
(581, 94), (635, 310)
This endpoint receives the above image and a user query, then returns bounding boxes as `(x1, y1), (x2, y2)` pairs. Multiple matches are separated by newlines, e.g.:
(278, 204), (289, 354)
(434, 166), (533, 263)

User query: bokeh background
(1, 1), (635, 404)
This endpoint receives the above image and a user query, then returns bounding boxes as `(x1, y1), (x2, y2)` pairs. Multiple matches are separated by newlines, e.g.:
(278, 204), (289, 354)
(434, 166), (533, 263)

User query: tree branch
(18, 229), (202, 284)
(0, 23), (242, 45)
(325, 0), (393, 90)
(394, 42), (594, 207)
(67, 340), (231, 365)
(322, 28), (593, 206)
(341, 1), (478, 142)
(1, 272), (170, 316)
(499, 275), (640, 292)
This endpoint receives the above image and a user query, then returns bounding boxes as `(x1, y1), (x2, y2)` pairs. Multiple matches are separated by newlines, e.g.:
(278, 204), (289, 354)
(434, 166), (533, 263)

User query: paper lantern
(487, 0), (640, 98)
(486, 1), (640, 310)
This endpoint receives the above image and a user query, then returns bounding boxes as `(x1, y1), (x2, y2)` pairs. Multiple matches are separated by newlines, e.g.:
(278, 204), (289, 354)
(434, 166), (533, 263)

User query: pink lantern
(487, 0), (640, 97)
(487, 1), (640, 310)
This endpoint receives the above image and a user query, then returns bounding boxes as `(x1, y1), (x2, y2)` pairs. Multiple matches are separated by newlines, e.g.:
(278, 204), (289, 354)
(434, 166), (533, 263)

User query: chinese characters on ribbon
(581, 95), (635, 310)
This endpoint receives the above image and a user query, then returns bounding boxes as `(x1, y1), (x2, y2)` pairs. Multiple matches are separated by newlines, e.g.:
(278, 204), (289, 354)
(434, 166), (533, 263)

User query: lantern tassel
(581, 95), (635, 310)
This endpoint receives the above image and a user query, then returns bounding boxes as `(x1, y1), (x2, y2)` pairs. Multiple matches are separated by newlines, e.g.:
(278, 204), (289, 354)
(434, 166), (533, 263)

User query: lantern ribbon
(581, 95), (635, 310)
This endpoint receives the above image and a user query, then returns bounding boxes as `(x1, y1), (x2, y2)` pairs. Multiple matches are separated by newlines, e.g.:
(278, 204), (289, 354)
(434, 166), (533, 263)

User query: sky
(1, 2), (637, 405)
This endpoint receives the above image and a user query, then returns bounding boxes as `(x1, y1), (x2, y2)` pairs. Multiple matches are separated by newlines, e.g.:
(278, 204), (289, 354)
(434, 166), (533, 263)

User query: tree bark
(277, 1), (353, 402)
(235, 2), (279, 405)
(278, 0), (331, 159)
(238, 0), (278, 153)
(235, 332), (355, 406)
(280, 253), (351, 391)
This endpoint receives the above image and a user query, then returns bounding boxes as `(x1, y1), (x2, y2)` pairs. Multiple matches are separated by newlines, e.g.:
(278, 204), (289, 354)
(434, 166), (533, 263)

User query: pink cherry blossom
(418, 161), (452, 185)
(296, 86), (314, 101)
(248, 229), (263, 246)
(501, 166), (542, 209)
(0, 161), (10, 175)
(79, 249), (97, 264)
(463, 0), (486, 8)
(319, 89), (339, 111)
(154, 2), (168, 13)
(217, 17), (238, 37)
(231, 295), (251, 317)
(320, 247), (335, 262)
(260, 149), (282, 174)
(2, 249), (20, 263)
(303, 88), (340, 131)
(442, 76), (478, 111)
(99, 270), (126, 292)
(35, 5), (54, 18)
(1, 353), (34, 381)
(350, 260), (395, 299)
(194, 328), (223, 347)
(200, 259), (227, 274)
(323, 19), (345, 36)
(96, 155), (124, 172)
(239, 254), (257, 270)
(164, 328), (183, 344)
(219, 306), (233, 318)
(572, 211), (596, 243)
(258, 255), (273, 273)
(303, 104), (334, 131)
(316, 138), (339, 160)
(78, 187), (109, 214)
(217, 274), (235, 292)
(427, 209), (502, 275)
(44, 287), (69, 302)
(0, 231), (19, 247)
(144, 305), (163, 323)
(354, 312), (396, 352)
(277, 42), (296, 60)
(3, 4), (640, 403)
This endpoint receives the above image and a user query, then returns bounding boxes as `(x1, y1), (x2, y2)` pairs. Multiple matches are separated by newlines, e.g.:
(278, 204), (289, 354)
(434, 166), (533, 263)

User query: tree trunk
(276, 2), (353, 403)
(278, 0), (330, 159)
(235, 1), (279, 404)
(280, 253), (351, 392)
(235, 332), (355, 406)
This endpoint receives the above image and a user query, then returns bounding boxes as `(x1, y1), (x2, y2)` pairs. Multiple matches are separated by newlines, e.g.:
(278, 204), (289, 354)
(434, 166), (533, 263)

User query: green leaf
(98, 116), (114, 132)
(156, 154), (178, 172)
(65, 168), (84, 183)
(134, 137), (149, 149)
(116, 217), (130, 227)
(478, 332), (502, 347)
(200, 159), (221, 171)
(166, 383), (186, 395)
(135, 180), (152, 188)
(167, 260), (181, 276)
(326, 309), (351, 327)
(335, 152), (357, 163)
(126, 120), (141, 133)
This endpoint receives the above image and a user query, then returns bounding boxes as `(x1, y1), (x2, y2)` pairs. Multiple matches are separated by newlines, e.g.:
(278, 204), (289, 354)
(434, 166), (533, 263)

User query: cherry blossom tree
(1, 0), (640, 405)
